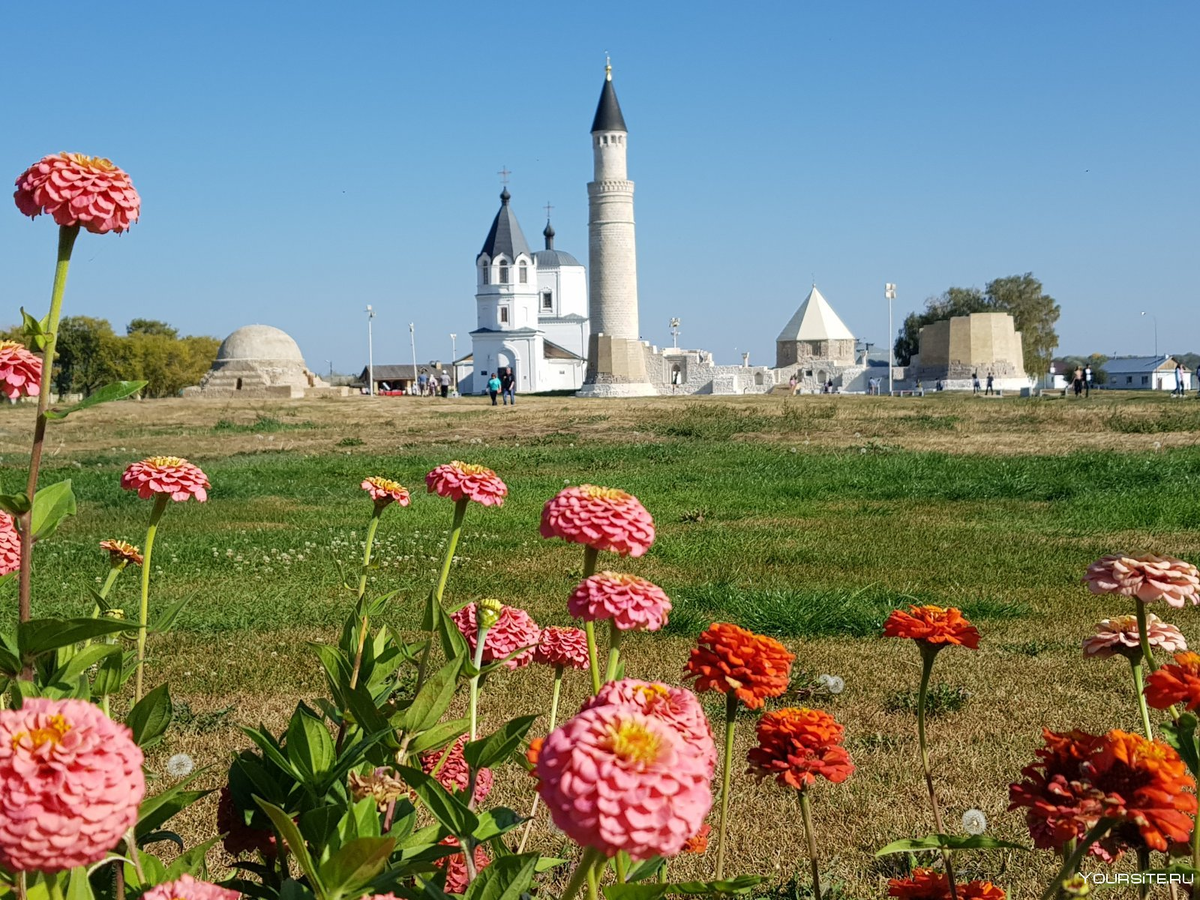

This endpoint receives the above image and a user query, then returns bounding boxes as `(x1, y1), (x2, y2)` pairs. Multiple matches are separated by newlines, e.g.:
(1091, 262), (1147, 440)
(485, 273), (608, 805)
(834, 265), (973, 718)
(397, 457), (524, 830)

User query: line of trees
(2, 317), (218, 398)
(894, 273), (1061, 376)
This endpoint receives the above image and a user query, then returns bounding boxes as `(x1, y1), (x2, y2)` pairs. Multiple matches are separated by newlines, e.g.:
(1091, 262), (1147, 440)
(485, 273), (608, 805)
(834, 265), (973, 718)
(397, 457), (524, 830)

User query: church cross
(544, 201), (554, 220)
(497, 166), (512, 186)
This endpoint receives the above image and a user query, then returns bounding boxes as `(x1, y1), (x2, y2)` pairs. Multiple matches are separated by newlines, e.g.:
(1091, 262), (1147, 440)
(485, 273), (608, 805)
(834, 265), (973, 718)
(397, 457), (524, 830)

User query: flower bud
(478, 598), (503, 630)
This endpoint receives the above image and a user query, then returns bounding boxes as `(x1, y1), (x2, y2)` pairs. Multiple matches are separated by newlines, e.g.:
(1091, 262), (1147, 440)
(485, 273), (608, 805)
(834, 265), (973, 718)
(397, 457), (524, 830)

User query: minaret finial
(605, 53), (612, 81)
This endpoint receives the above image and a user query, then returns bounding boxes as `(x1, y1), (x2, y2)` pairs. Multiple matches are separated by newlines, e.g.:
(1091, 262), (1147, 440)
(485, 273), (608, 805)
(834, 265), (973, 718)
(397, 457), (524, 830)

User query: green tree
(54, 316), (123, 396)
(985, 273), (1060, 376)
(126, 318), (178, 338)
(893, 287), (992, 365)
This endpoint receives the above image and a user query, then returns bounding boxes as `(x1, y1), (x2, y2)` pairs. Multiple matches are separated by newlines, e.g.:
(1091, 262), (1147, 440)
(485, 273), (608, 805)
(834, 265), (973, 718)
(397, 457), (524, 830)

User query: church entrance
(497, 350), (523, 393)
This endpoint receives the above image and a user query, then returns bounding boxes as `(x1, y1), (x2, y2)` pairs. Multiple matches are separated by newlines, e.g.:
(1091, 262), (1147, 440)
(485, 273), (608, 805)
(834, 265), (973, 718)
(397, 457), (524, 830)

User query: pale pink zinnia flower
(536, 705), (713, 860)
(120, 456), (210, 502)
(1083, 613), (1188, 660)
(0, 514), (20, 576)
(361, 476), (410, 509)
(142, 875), (239, 900)
(1085, 554), (1200, 608)
(568, 571), (671, 631)
(14, 153), (140, 234)
(582, 679), (718, 778)
(452, 602), (541, 670)
(435, 836), (490, 893)
(419, 735), (493, 804)
(425, 461), (507, 507)
(540, 485), (655, 557)
(0, 698), (145, 872)
(534, 625), (591, 669)
(0, 341), (42, 401)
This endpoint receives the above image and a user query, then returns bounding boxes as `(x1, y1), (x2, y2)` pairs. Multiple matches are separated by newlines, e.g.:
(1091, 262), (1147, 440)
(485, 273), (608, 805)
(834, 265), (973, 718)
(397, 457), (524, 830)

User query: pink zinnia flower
(0, 514), (20, 577)
(142, 875), (239, 900)
(1084, 554), (1200, 608)
(435, 836), (490, 894)
(420, 736), (493, 804)
(569, 571), (671, 631)
(536, 705), (713, 860)
(120, 456), (210, 502)
(361, 476), (410, 509)
(534, 625), (590, 669)
(14, 153), (140, 235)
(0, 341), (42, 401)
(582, 679), (718, 777)
(452, 602), (541, 670)
(0, 698), (145, 872)
(1083, 613), (1187, 660)
(426, 461), (507, 507)
(541, 485), (655, 557)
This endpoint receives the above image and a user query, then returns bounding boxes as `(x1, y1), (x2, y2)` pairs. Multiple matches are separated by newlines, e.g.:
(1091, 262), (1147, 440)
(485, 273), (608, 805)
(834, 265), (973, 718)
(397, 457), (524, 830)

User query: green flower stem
(469, 620), (490, 741)
(605, 620), (623, 683)
(435, 498), (468, 606)
(349, 508), (383, 690)
(17, 224), (80, 635)
(1129, 659), (1155, 740)
(1135, 599), (1181, 724)
(582, 546), (600, 693)
(586, 854), (601, 900)
(1041, 817), (1116, 900)
(561, 847), (602, 900)
(614, 853), (628, 883)
(517, 665), (566, 853)
(43, 872), (64, 900)
(715, 692), (739, 880)
(798, 790), (822, 900)
(86, 564), (125, 646)
(134, 493), (169, 703)
(917, 645), (958, 900)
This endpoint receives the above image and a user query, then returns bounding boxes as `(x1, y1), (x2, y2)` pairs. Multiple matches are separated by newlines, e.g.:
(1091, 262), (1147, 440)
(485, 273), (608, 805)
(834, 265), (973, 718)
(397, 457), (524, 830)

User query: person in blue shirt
(487, 373), (501, 405)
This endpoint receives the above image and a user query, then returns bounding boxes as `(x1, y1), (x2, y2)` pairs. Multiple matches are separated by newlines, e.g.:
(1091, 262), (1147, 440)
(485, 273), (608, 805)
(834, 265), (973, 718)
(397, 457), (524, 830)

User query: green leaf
(875, 833), (1029, 856)
(50, 643), (122, 685)
(464, 716), (538, 771)
(255, 797), (326, 899)
(318, 836), (396, 898)
(45, 380), (147, 419)
(407, 718), (469, 756)
(625, 858), (665, 883)
(164, 836), (223, 878)
(472, 808), (523, 842)
(396, 765), (479, 839)
(399, 657), (463, 735)
(91, 650), (128, 697)
(0, 492), (31, 518)
(66, 866), (96, 900)
(437, 604), (470, 661)
(286, 704), (335, 783)
(463, 854), (539, 900)
(18, 617), (137, 658)
(343, 680), (392, 739)
(20, 307), (50, 352)
(149, 597), (190, 634)
(242, 725), (301, 781)
(30, 479), (76, 540)
(127, 683), (173, 749)
(137, 775), (211, 836)
(603, 876), (763, 900)
(1162, 714), (1200, 775)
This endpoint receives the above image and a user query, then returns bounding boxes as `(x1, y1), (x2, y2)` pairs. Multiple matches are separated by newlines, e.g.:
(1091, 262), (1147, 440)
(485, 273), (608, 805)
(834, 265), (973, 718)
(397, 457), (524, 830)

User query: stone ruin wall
(775, 338), (856, 369)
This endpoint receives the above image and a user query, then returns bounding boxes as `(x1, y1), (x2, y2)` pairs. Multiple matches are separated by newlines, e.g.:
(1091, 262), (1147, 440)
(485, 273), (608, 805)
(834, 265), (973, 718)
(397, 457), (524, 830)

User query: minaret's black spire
(590, 58), (627, 133)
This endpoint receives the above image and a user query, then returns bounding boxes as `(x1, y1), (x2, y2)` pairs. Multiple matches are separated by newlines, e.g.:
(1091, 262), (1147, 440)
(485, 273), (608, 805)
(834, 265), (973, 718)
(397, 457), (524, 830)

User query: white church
(456, 189), (590, 394)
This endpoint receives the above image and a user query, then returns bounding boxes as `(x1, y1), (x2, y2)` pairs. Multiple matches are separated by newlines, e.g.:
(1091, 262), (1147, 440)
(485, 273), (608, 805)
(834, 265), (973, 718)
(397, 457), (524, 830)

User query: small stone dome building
(184, 324), (328, 398)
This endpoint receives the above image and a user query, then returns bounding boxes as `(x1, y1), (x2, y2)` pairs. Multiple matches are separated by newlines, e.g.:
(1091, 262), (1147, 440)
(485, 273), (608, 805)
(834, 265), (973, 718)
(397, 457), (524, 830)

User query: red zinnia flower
(99, 539), (143, 567)
(14, 153), (140, 234)
(0, 514), (20, 577)
(425, 461), (507, 507)
(120, 456), (210, 502)
(540, 485), (655, 557)
(883, 605), (980, 650)
(747, 707), (854, 790)
(142, 875), (239, 900)
(684, 622), (795, 710)
(361, 476), (410, 509)
(533, 626), (590, 669)
(216, 786), (277, 860)
(568, 571), (671, 631)
(887, 869), (1006, 899)
(1145, 651), (1200, 711)
(420, 736), (493, 804)
(0, 341), (42, 401)
(682, 822), (712, 854)
(436, 836), (490, 894)
(1084, 554), (1200, 608)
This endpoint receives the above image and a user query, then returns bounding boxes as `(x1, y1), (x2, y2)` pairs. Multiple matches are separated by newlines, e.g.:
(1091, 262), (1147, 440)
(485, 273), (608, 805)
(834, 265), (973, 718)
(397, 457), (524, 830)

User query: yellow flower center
(0, 341), (25, 353)
(604, 719), (663, 766)
(450, 461), (489, 476)
(12, 714), (71, 751)
(146, 456), (186, 468)
(582, 485), (629, 502)
(64, 153), (117, 173)
(635, 683), (670, 706)
(367, 476), (405, 493)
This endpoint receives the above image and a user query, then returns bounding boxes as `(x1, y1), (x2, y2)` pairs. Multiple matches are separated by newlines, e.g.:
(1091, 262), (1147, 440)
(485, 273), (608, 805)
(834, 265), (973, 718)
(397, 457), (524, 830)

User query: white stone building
(458, 190), (588, 394)
(1103, 356), (1193, 392)
(184, 324), (332, 398)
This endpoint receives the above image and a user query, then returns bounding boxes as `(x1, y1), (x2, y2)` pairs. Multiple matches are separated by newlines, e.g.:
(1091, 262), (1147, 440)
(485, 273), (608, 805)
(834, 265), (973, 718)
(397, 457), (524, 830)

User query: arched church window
(498, 261), (509, 284)
(500, 307), (510, 324)
(479, 261), (489, 284)
(518, 261), (528, 284)
(542, 290), (553, 310)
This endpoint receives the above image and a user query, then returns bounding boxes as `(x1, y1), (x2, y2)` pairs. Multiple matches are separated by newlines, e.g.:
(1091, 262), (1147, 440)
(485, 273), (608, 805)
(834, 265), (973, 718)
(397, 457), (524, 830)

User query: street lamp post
(409, 323), (418, 396)
(1141, 311), (1159, 358)
(885, 284), (896, 395)
(670, 318), (681, 349)
(449, 333), (457, 392)
(365, 305), (375, 396)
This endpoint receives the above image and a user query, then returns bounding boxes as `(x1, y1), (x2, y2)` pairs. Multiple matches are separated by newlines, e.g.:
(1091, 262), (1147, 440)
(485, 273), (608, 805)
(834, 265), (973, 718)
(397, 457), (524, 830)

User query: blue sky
(3, 1), (1197, 371)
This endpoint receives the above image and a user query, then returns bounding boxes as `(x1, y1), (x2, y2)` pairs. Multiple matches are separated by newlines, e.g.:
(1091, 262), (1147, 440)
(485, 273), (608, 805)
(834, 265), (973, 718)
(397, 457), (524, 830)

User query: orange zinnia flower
(682, 822), (711, 854)
(99, 539), (143, 567)
(525, 736), (544, 772)
(1144, 651), (1200, 711)
(888, 869), (1006, 899)
(883, 605), (980, 650)
(747, 707), (854, 790)
(683, 623), (794, 710)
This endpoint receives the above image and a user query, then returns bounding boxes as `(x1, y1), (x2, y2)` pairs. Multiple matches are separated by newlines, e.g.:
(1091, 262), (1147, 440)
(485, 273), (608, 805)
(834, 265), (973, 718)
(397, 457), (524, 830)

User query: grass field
(4, 390), (1200, 897)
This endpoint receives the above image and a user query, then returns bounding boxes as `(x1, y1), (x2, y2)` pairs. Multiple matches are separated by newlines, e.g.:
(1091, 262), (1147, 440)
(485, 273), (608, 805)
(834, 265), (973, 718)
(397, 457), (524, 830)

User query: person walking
(487, 372), (501, 406)
(439, 370), (451, 398)
(972, 371), (980, 394)
(1084, 364), (1093, 397)
(985, 372), (995, 395)
(1175, 362), (1185, 397)
(500, 367), (516, 405)
(1073, 366), (1084, 397)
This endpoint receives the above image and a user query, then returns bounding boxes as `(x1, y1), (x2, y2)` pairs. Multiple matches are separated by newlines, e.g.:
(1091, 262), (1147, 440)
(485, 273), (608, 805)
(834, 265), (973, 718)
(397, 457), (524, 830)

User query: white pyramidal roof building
(775, 285), (855, 343)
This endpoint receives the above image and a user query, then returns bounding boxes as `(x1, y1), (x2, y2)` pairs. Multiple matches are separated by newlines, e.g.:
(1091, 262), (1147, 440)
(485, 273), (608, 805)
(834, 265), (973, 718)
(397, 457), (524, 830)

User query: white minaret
(578, 59), (655, 397)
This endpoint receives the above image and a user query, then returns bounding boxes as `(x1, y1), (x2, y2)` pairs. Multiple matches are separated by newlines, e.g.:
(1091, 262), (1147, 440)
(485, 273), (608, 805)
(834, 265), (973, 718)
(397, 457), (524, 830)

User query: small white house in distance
(1103, 356), (1193, 391)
